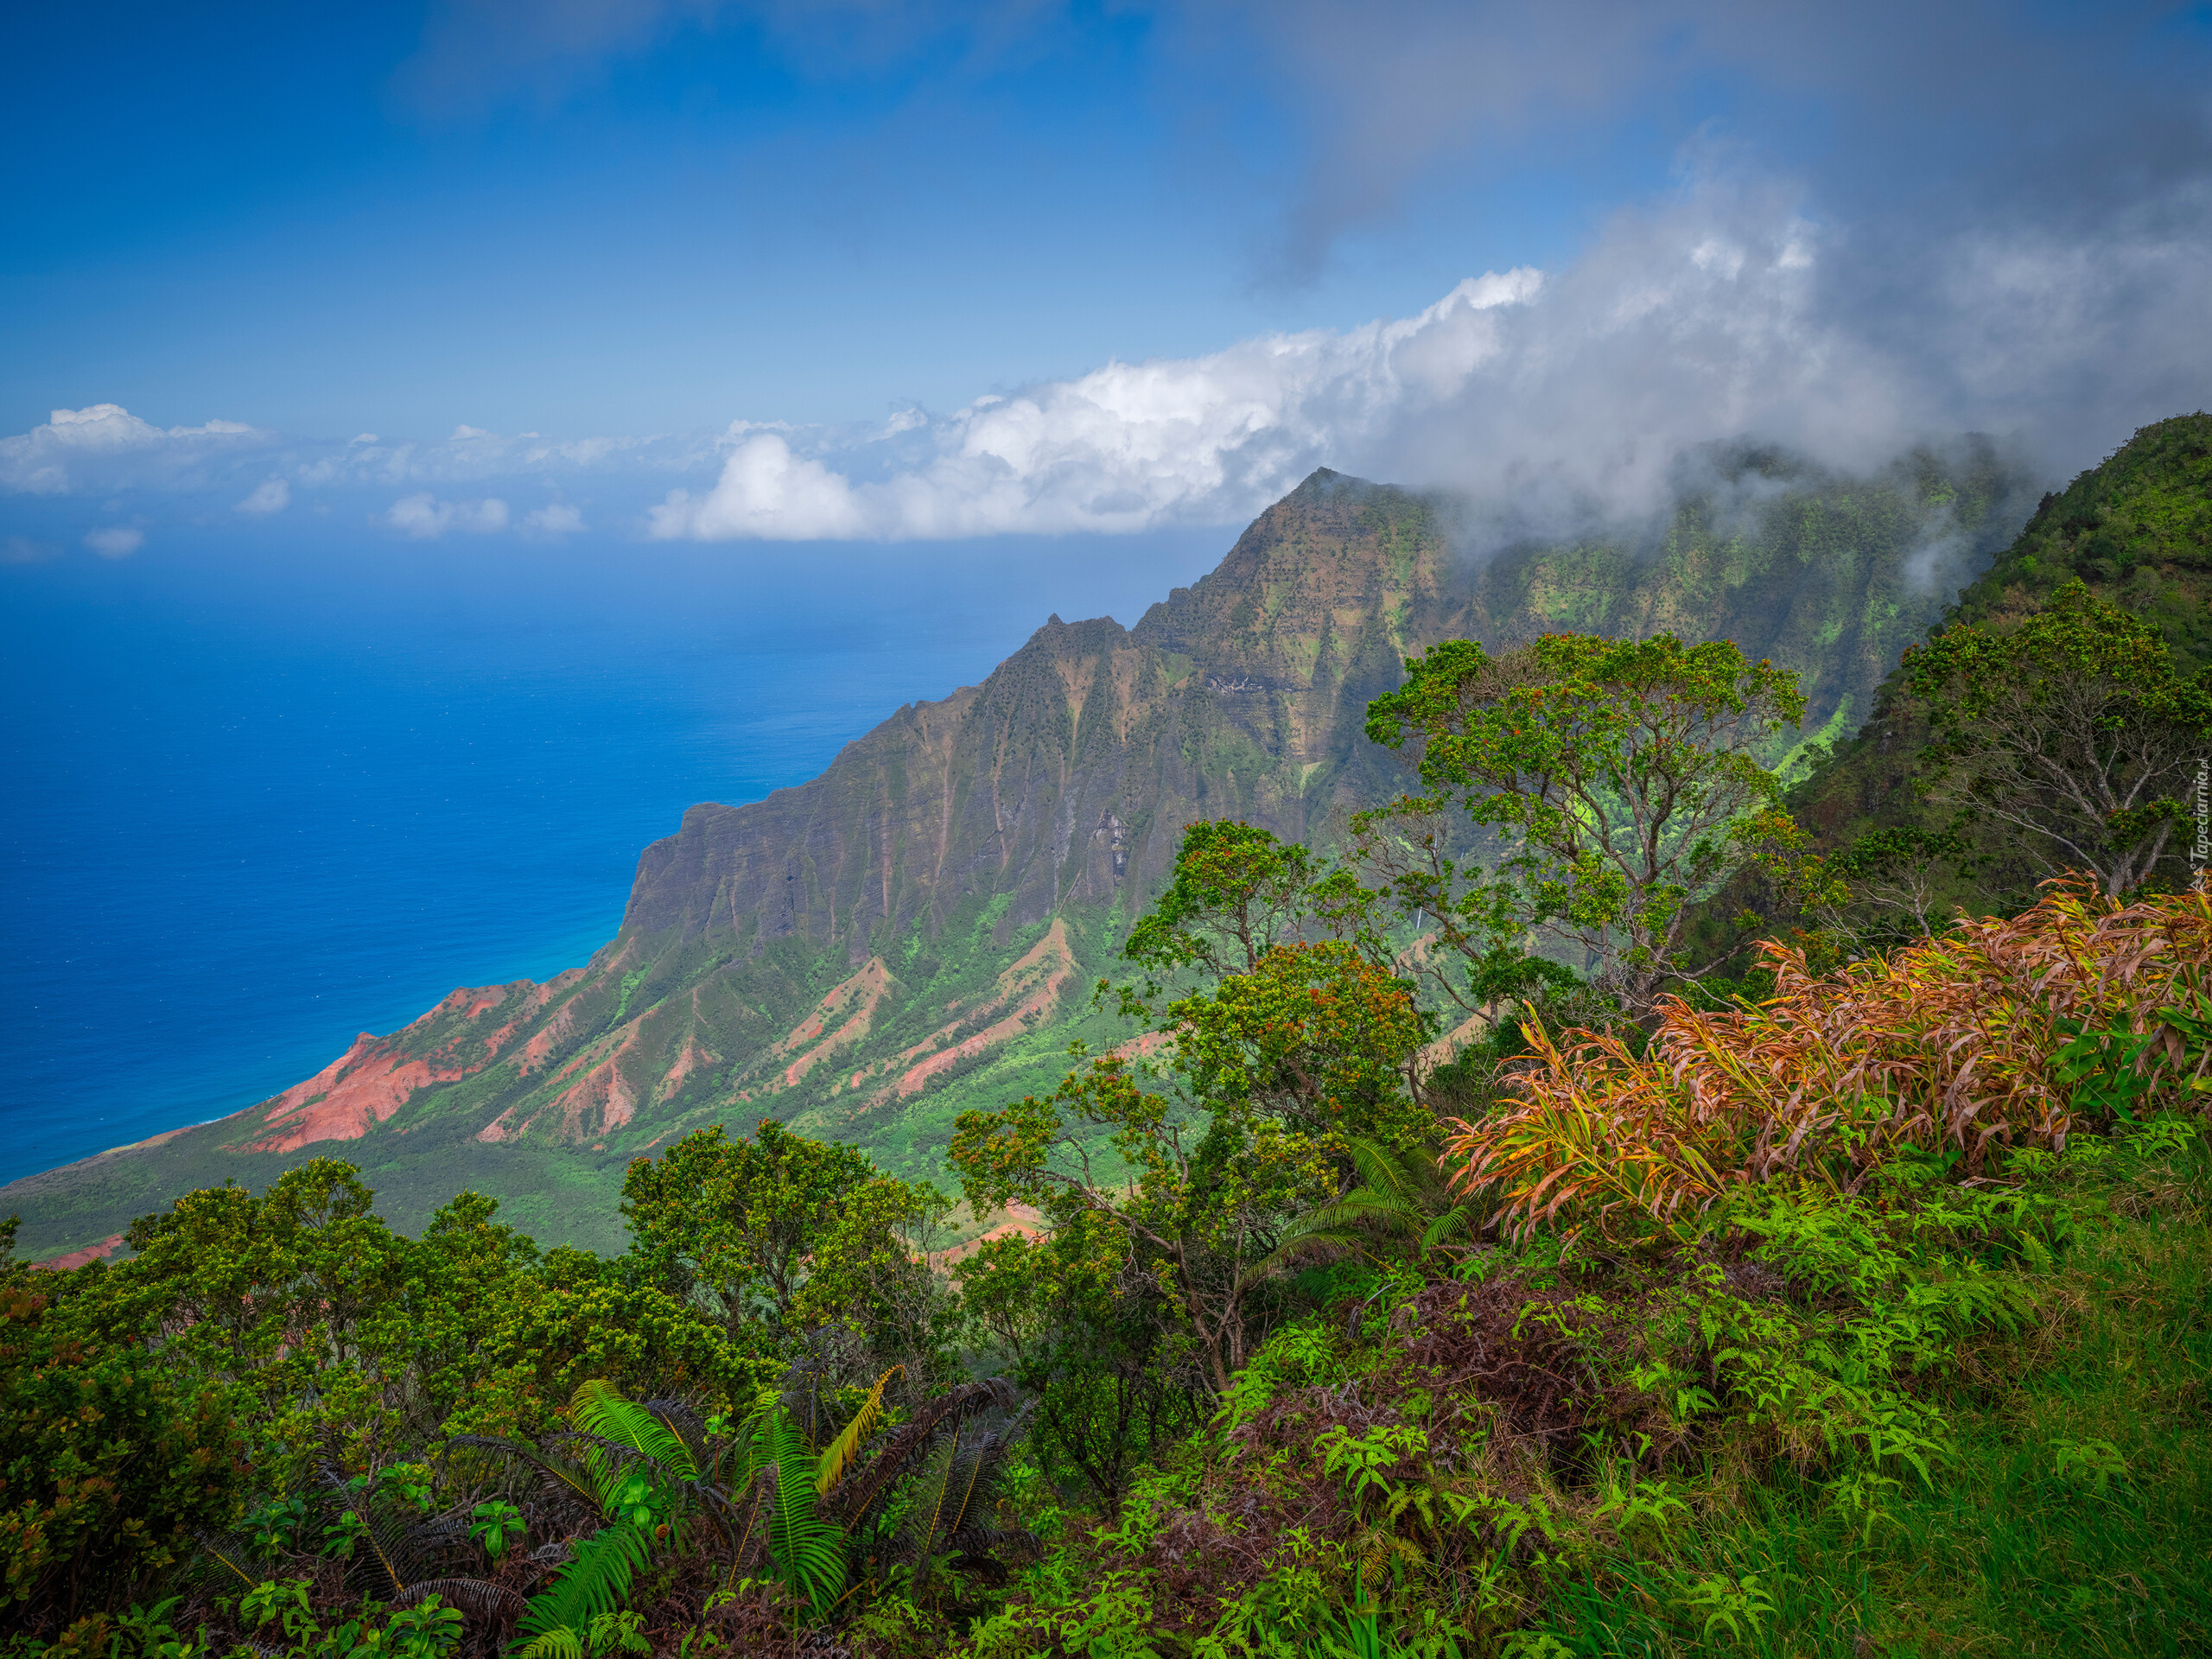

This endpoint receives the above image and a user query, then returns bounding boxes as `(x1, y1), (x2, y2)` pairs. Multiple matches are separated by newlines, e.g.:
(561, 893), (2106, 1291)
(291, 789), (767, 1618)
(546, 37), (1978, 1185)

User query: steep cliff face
(201, 473), (1464, 1171)
(620, 470), (1449, 960)
(6, 448), (2035, 1256)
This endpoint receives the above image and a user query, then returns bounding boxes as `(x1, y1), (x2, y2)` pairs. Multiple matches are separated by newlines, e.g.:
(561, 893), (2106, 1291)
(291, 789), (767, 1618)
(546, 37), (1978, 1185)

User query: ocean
(0, 523), (1226, 1187)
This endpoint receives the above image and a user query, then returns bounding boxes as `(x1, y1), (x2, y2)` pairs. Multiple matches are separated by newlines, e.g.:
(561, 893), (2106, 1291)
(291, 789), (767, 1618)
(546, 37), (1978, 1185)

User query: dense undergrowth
(7, 874), (2204, 1658)
(7, 445), (2209, 1656)
(963, 1117), (2211, 1659)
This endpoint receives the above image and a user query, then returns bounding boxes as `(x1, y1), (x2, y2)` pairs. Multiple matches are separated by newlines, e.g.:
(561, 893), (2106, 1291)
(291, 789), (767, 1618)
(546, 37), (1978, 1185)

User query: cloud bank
(0, 404), (273, 496)
(642, 162), (2210, 541)
(4, 160), (2206, 547)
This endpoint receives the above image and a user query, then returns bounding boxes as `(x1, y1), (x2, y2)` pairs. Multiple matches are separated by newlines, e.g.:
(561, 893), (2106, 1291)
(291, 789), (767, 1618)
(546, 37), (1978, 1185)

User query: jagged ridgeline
(6, 443), (2035, 1257)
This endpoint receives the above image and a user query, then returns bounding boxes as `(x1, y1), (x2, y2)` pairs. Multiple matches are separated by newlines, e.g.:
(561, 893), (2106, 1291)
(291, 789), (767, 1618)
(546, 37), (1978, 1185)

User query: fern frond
(638, 1396), (715, 1473)
(319, 1465), (415, 1604)
(1255, 1192), (1417, 1276)
(391, 1578), (527, 1622)
(824, 1376), (1016, 1525)
(816, 1364), (902, 1496)
(512, 1627), (586, 1659)
(896, 1436), (960, 1602)
(571, 1379), (700, 1480)
(448, 1435), (603, 1512)
(760, 1409), (847, 1618)
(1345, 1137), (1419, 1203)
(931, 1415), (1027, 1564)
(1418, 1203), (1483, 1251)
(194, 1530), (277, 1591)
(514, 1522), (651, 1642)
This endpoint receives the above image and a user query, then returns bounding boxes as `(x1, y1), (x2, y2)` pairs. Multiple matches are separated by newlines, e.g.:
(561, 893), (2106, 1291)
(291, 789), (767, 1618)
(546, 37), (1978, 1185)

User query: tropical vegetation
(7, 419), (2210, 1657)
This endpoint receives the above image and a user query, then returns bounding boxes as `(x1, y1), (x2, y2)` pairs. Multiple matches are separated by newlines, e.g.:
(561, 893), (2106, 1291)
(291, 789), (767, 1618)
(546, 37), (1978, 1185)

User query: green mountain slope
(1786, 412), (2212, 887)
(3, 442), (2037, 1259)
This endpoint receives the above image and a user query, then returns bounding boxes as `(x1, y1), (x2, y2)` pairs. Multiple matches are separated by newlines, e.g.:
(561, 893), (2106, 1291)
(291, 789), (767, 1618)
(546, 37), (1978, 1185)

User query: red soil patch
(513, 994), (588, 1075)
(770, 958), (893, 1089)
(241, 969), (587, 1154)
(1416, 1007), (1492, 1077)
(931, 1203), (1047, 1267)
(1110, 1029), (1175, 1061)
(550, 1035), (643, 1136)
(887, 920), (1075, 1101)
(662, 1037), (717, 1096)
(467, 974), (574, 1060)
(35, 1234), (124, 1272)
(243, 1034), (470, 1153)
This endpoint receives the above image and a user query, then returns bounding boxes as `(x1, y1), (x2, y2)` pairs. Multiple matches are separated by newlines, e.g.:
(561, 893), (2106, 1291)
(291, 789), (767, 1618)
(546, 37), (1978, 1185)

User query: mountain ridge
(5, 449), (2035, 1258)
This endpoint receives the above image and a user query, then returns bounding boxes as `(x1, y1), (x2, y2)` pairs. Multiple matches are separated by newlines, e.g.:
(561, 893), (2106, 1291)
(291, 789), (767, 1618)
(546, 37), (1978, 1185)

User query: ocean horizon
(0, 522), (1225, 1188)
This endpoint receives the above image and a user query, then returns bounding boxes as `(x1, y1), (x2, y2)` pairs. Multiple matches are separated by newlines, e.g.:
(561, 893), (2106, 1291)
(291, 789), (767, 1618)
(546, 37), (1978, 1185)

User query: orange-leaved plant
(1445, 874), (2212, 1243)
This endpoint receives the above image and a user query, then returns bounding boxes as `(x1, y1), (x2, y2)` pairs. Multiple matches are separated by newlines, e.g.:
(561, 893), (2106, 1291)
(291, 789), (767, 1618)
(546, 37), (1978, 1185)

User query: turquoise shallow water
(0, 524), (1224, 1186)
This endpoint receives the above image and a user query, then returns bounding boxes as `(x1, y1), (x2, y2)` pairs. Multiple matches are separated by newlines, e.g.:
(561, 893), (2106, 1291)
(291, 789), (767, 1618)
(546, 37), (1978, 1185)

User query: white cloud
(522, 502), (587, 535)
(235, 478), (291, 515)
(0, 404), (273, 495)
(84, 526), (145, 558)
(292, 427), (712, 493)
(6, 144), (2203, 547)
(641, 157), (2212, 541)
(385, 493), (511, 537)
(650, 269), (1544, 540)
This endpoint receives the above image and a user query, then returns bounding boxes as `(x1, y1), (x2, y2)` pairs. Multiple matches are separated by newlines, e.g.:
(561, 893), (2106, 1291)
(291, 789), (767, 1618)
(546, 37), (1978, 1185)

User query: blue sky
(4, 1), (2209, 551)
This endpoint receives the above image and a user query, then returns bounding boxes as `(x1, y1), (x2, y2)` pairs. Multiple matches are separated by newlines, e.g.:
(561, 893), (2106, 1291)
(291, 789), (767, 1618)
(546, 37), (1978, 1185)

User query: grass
(1534, 1138), (2212, 1657)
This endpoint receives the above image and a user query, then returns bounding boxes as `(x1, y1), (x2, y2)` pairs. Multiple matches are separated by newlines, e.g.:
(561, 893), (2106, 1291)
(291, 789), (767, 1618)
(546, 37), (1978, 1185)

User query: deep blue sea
(0, 524), (1225, 1185)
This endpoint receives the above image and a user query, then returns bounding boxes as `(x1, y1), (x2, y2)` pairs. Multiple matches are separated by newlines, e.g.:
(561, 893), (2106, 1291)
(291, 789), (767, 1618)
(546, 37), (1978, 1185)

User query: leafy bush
(1449, 875), (2212, 1241)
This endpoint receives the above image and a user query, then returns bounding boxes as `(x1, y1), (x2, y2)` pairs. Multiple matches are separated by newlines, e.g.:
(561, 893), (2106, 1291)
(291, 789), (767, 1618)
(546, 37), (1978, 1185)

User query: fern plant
(493, 1368), (1035, 1643)
(195, 1466), (523, 1630)
(892, 1410), (1033, 1602)
(512, 1522), (654, 1657)
(1260, 1138), (1486, 1276)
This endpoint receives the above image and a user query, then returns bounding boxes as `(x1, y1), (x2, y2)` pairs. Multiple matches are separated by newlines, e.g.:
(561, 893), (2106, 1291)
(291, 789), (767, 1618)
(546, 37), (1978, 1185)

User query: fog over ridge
(3, 160), (2205, 550)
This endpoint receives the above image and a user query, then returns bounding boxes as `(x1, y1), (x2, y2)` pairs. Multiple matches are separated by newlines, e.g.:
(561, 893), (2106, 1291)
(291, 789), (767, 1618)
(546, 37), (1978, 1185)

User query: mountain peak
(1290, 466), (1376, 502)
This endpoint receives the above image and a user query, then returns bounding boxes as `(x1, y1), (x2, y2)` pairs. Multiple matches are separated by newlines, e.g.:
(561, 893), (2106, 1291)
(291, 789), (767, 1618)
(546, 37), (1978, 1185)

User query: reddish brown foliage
(1448, 876), (2212, 1241)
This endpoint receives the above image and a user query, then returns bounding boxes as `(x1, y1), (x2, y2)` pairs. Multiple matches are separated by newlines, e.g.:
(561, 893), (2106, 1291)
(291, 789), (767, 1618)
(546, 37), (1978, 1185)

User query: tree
(1365, 632), (1808, 1015)
(620, 1121), (875, 1337)
(1122, 819), (1319, 983)
(1904, 580), (2212, 895)
(60, 1160), (415, 1479)
(954, 824), (1432, 1395)
(791, 1175), (960, 1385)
(951, 939), (1427, 1394)
(0, 1267), (245, 1637)
(955, 1220), (1198, 1514)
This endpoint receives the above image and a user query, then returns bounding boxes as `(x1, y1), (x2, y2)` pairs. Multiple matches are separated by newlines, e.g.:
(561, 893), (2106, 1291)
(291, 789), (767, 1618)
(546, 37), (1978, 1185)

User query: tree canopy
(1904, 579), (2211, 894)
(1365, 631), (1808, 1013)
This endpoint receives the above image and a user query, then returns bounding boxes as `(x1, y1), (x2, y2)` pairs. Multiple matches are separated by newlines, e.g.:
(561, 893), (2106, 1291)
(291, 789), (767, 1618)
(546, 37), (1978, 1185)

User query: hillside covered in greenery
(3, 438), (2034, 1262)
(5, 416), (2209, 1659)
(1782, 412), (2212, 918)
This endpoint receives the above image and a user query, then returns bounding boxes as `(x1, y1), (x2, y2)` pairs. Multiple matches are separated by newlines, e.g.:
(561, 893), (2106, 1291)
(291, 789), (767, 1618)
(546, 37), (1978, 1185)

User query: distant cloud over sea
(6, 160), (2208, 549)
